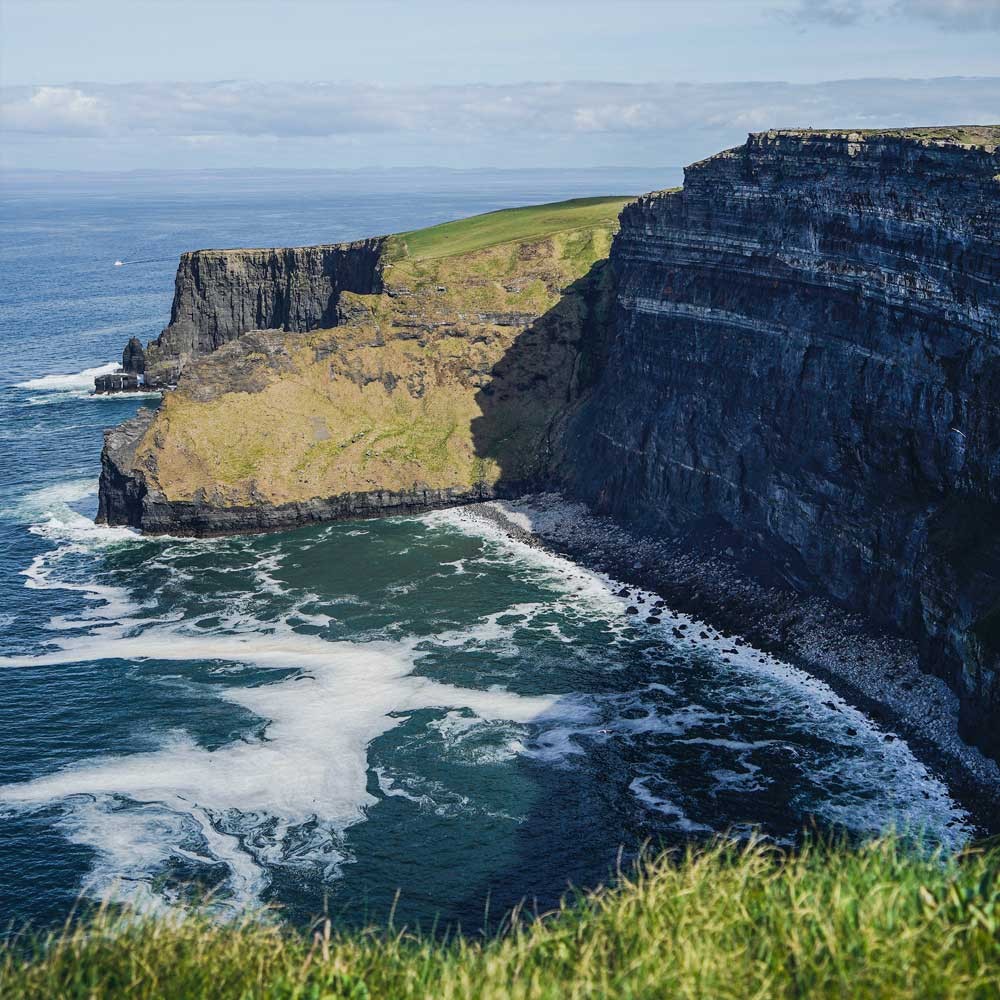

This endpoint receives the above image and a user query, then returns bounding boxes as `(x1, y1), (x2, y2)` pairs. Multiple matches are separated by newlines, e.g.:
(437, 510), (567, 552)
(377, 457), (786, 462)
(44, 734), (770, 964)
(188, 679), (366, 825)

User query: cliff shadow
(468, 259), (614, 496)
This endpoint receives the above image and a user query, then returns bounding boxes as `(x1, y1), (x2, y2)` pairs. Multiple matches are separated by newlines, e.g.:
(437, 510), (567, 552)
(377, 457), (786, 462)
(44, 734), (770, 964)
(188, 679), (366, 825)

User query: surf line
(113, 257), (176, 266)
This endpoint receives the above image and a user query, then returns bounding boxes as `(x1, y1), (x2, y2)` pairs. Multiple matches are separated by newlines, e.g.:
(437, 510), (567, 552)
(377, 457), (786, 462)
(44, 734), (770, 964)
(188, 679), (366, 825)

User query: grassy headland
(3, 838), (999, 999)
(135, 197), (627, 508)
(389, 196), (634, 262)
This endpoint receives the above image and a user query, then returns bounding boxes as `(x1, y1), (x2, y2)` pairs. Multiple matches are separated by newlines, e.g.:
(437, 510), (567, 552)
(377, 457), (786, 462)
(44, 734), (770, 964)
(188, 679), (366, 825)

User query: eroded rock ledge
(143, 238), (387, 386)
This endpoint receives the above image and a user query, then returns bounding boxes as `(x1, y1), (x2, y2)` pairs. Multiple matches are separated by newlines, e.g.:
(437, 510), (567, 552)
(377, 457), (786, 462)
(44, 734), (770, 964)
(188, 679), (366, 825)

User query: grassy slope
(4, 838), (999, 999)
(142, 199), (626, 506)
(389, 196), (634, 261)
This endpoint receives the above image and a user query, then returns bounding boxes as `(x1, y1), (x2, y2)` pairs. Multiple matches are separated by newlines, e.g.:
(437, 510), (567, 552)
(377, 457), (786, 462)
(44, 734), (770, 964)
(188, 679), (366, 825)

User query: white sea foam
(13, 361), (164, 403)
(0, 627), (574, 908)
(23, 549), (139, 625)
(431, 602), (550, 653)
(0, 489), (976, 912)
(374, 767), (434, 807)
(15, 481), (91, 534)
(253, 553), (287, 596)
(711, 762), (766, 795)
(16, 362), (120, 391)
(373, 766), (523, 822)
(8, 478), (98, 523)
(423, 508), (624, 613)
(422, 503), (975, 847)
(7, 478), (144, 623)
(22, 493), (140, 618)
(629, 777), (713, 833)
(30, 510), (135, 549)
(26, 389), (164, 407)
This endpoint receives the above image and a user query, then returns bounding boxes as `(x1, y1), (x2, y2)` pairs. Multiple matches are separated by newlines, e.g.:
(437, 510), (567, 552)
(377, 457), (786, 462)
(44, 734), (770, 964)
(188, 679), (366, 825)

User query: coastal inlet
(0, 164), (981, 934)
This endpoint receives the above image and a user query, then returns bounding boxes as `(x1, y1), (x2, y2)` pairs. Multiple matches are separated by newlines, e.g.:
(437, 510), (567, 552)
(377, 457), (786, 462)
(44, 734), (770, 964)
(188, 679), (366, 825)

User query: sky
(1, 0), (998, 170)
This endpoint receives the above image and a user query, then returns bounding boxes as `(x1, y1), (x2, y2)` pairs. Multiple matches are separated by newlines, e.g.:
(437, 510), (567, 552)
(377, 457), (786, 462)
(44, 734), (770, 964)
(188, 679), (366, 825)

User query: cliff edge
(559, 125), (1000, 754)
(139, 238), (387, 387)
(98, 197), (628, 533)
(97, 126), (1000, 757)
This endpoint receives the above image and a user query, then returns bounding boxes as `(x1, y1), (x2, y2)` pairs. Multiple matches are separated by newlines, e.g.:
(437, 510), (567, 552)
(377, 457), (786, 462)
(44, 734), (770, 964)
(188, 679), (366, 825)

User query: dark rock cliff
(121, 337), (145, 375)
(142, 238), (386, 386)
(97, 129), (1000, 756)
(558, 128), (1000, 754)
(96, 409), (156, 528)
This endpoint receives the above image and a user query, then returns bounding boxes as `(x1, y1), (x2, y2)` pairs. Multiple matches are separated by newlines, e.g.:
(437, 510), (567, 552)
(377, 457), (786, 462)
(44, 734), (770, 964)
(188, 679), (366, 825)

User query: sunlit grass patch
(4, 836), (999, 999)
(389, 196), (632, 263)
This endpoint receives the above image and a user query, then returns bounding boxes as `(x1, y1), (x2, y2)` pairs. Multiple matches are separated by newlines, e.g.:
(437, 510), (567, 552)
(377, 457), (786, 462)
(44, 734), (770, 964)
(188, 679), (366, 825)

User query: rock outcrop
(121, 337), (145, 375)
(97, 198), (626, 535)
(558, 126), (1000, 754)
(141, 239), (386, 386)
(97, 402), (491, 534)
(94, 372), (140, 394)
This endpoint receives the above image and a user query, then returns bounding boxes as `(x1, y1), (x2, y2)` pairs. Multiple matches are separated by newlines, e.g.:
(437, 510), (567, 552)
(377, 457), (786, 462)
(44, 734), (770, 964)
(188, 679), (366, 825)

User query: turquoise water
(0, 170), (970, 932)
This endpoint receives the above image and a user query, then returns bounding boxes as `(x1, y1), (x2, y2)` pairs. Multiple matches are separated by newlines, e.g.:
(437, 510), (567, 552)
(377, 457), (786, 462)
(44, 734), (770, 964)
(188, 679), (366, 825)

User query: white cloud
(1, 77), (996, 170)
(2, 77), (997, 144)
(1, 85), (108, 134)
(785, 0), (1000, 28)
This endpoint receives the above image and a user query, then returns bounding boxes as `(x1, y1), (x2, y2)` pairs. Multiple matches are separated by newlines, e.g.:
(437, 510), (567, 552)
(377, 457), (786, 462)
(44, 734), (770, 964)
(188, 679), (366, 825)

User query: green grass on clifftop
(4, 837), (1000, 999)
(389, 196), (633, 262)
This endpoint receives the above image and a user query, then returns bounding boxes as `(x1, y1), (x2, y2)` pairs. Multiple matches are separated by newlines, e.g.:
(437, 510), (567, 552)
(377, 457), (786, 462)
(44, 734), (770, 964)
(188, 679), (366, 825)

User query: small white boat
(114, 260), (124, 266)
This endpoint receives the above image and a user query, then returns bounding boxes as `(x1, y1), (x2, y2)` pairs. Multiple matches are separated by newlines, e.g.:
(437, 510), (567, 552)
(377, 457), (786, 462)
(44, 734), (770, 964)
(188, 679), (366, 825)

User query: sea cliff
(97, 127), (1000, 757)
(559, 126), (1000, 754)
(141, 238), (386, 386)
(98, 197), (627, 533)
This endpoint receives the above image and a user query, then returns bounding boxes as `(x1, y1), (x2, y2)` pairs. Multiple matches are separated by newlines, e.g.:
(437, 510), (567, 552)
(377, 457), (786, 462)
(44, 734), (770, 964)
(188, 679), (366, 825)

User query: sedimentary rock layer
(558, 127), (1000, 753)
(142, 239), (386, 386)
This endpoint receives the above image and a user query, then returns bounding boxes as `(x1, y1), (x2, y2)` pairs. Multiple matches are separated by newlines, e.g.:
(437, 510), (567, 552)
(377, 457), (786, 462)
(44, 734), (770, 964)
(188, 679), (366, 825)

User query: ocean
(0, 168), (970, 933)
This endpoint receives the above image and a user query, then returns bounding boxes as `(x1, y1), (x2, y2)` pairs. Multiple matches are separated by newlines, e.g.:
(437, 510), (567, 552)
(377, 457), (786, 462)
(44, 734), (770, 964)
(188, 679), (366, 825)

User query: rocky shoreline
(94, 129), (1000, 805)
(454, 494), (1000, 836)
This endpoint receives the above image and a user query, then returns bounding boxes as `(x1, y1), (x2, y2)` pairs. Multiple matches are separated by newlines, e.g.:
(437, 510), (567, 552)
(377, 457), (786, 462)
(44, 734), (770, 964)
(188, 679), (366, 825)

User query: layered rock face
(559, 128), (1000, 752)
(142, 239), (386, 386)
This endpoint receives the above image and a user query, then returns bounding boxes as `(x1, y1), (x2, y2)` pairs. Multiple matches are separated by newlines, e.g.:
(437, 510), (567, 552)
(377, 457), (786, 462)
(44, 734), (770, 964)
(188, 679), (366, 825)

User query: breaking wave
(15, 362), (120, 391)
(0, 477), (974, 916)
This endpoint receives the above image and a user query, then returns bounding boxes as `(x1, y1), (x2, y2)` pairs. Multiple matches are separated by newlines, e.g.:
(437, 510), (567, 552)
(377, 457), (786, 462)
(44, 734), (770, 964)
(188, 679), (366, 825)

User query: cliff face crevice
(143, 238), (386, 386)
(556, 128), (1000, 753)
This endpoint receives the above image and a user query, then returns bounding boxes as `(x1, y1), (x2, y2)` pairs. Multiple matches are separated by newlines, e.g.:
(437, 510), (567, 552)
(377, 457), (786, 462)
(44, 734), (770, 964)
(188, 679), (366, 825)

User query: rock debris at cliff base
(455, 493), (1000, 831)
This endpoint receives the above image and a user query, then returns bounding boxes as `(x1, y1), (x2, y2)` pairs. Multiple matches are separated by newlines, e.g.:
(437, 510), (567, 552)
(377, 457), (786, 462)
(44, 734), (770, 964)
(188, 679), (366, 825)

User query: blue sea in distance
(0, 167), (971, 932)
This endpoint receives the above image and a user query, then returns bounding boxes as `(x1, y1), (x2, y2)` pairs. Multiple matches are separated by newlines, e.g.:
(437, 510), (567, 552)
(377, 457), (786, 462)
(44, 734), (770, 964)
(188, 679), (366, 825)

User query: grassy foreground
(3, 839), (999, 999)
